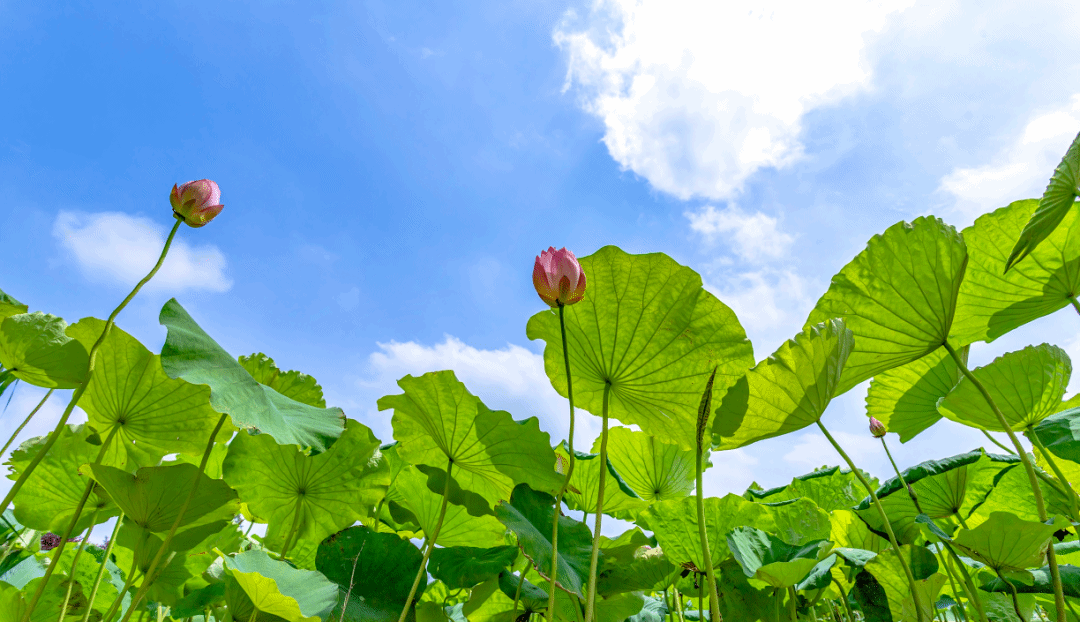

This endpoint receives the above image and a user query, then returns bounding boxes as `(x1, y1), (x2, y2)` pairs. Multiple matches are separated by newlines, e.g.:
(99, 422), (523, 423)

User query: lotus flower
(533, 247), (586, 307)
(170, 179), (224, 228)
(869, 417), (887, 438)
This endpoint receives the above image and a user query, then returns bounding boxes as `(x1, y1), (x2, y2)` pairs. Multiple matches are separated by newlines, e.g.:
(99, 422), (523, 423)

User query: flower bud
(533, 247), (586, 307)
(869, 417), (887, 438)
(170, 179), (224, 228)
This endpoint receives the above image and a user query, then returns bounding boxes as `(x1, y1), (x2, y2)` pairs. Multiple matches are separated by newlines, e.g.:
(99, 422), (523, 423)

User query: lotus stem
(119, 412), (229, 622)
(787, 586), (798, 621)
(512, 567), (526, 616)
(277, 497), (305, 560)
(1069, 297), (1080, 316)
(55, 508), (101, 622)
(994, 569), (1025, 621)
(880, 437), (922, 513)
(981, 430), (1016, 455)
(397, 459), (454, 622)
(547, 303), (577, 622)
(933, 546), (967, 622)
(773, 588), (781, 622)
(21, 425), (119, 622)
(82, 513), (124, 622)
(837, 583), (855, 622)
(0, 219), (182, 516)
(1026, 429), (1080, 520)
(943, 342), (1067, 621)
(697, 574), (703, 621)
(815, 419), (927, 622)
(583, 382), (611, 622)
(0, 389), (53, 458)
(101, 545), (143, 622)
(694, 370), (721, 622)
(673, 586), (686, 622)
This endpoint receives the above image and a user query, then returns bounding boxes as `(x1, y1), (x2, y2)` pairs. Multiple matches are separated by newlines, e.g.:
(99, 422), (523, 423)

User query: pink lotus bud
(533, 247), (586, 307)
(170, 179), (224, 228)
(869, 417), (887, 438)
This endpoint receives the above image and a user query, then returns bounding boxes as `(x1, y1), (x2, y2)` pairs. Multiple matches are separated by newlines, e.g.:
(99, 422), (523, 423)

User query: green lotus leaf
(110, 522), (199, 605)
(641, 494), (772, 571)
(0, 556), (44, 588)
(745, 466), (871, 512)
(224, 549), (338, 622)
(0, 312), (88, 388)
(805, 216), (968, 396)
(495, 571), (550, 614)
(494, 483), (592, 598)
(316, 525), (426, 622)
(598, 527), (651, 565)
(6, 424), (119, 533)
(222, 418), (388, 554)
(171, 583), (226, 618)
(830, 510), (888, 553)
(864, 546), (946, 622)
(626, 596), (666, 622)
(982, 564), (1080, 598)
(851, 569), (893, 622)
(713, 319), (852, 449)
(954, 200), (1080, 345)
(938, 344), (1071, 432)
(1006, 131), (1080, 271)
(428, 546), (518, 590)
(764, 498), (832, 546)
(726, 526), (829, 588)
(379, 370), (562, 507)
(86, 463), (239, 533)
(597, 544), (679, 596)
(604, 427), (696, 502)
(965, 463), (1073, 528)
(0, 287), (27, 320)
(394, 467), (506, 548)
(66, 317), (224, 468)
(463, 577), (574, 622)
(158, 298), (345, 453)
(526, 246), (754, 450)
(854, 449), (1019, 543)
(51, 541), (123, 618)
(865, 346), (965, 443)
(239, 352), (326, 407)
(711, 557), (772, 621)
(1031, 406), (1080, 465)
(0, 577), (72, 622)
(559, 444), (648, 521)
(796, 553), (838, 591)
(951, 512), (1061, 571)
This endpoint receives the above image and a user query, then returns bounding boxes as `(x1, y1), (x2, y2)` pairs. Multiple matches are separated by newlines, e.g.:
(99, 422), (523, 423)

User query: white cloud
(939, 95), (1080, 224)
(554, 0), (912, 200)
(686, 205), (794, 262)
(702, 268), (815, 357)
(53, 211), (232, 293)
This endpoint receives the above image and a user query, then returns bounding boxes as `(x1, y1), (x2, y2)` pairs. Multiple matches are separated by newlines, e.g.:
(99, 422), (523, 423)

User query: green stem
(787, 586), (797, 622)
(119, 412), (228, 622)
(56, 509), (101, 622)
(1027, 429), (1080, 520)
(82, 513), (124, 622)
(695, 370), (721, 622)
(0, 389), (53, 458)
(547, 303), (577, 622)
(944, 342), (1067, 622)
(21, 425), (119, 622)
(512, 567), (526, 616)
(837, 585), (855, 622)
(371, 498), (386, 534)
(773, 588), (781, 622)
(816, 419), (927, 622)
(673, 586), (685, 622)
(0, 219), (183, 518)
(697, 574), (703, 621)
(397, 460), (454, 622)
(982, 430), (1016, 455)
(995, 570), (1026, 622)
(277, 497), (305, 560)
(934, 546), (967, 622)
(1069, 296), (1080, 315)
(583, 383), (611, 622)
(881, 437), (922, 513)
(101, 546), (143, 622)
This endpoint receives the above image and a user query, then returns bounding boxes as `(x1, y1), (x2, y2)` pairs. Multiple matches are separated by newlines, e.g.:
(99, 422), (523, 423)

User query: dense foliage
(2, 133), (1080, 622)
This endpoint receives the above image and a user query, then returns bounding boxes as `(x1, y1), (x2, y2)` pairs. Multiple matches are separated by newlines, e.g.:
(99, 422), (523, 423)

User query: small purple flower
(40, 533), (61, 551)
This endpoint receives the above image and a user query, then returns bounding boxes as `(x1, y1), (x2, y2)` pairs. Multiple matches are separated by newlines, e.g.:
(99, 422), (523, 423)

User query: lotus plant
(533, 246), (586, 622)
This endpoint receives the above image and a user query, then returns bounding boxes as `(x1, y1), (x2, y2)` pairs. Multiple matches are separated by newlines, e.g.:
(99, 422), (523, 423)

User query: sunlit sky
(3, 0), (1080, 508)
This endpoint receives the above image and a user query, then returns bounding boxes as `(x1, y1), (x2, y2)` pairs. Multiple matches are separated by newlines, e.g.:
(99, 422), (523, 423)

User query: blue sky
(4, 0), (1080, 504)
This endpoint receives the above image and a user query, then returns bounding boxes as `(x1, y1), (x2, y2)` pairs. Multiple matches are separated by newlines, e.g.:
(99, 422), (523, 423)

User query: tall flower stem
(583, 383), (611, 622)
(943, 342), (1067, 621)
(397, 460), (454, 622)
(1026, 430), (1080, 520)
(0, 389), (53, 458)
(981, 430), (1016, 455)
(933, 546), (967, 622)
(816, 420), (927, 622)
(21, 426), (119, 622)
(695, 370), (721, 622)
(0, 219), (183, 515)
(546, 303), (577, 622)
(81, 513), (124, 622)
(119, 413), (229, 622)
(277, 498), (305, 560)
